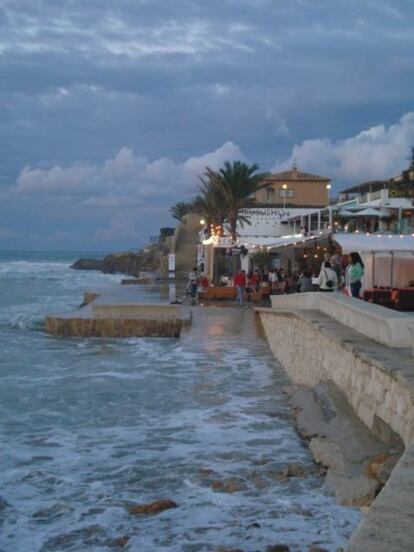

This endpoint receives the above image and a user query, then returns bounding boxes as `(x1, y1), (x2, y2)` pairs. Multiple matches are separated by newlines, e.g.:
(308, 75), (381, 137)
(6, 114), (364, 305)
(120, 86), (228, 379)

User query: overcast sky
(1, 0), (414, 250)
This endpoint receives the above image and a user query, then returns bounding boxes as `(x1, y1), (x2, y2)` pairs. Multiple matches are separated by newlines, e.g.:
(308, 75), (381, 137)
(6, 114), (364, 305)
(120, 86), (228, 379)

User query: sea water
(0, 251), (360, 552)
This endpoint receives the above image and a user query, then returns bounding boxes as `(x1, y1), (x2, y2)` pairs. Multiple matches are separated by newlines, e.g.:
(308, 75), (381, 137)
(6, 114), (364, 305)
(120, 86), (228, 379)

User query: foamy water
(0, 251), (360, 551)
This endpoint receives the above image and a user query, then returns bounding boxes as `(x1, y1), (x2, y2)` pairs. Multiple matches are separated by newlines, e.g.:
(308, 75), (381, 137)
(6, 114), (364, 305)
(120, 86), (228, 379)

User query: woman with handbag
(317, 261), (338, 292)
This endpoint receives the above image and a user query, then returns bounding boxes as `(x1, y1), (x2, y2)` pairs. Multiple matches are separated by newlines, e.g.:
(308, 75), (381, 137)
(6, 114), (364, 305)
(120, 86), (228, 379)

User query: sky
(1, 0), (414, 251)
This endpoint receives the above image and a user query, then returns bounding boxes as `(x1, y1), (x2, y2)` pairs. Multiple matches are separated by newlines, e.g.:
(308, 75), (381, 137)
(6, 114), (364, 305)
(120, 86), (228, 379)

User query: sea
(0, 251), (360, 552)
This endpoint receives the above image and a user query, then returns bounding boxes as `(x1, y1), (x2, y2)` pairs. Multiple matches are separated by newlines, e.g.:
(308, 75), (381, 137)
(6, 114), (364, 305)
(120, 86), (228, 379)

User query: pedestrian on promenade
(269, 269), (278, 295)
(297, 270), (314, 292)
(188, 267), (198, 301)
(317, 261), (338, 292)
(349, 252), (364, 298)
(234, 269), (246, 306)
(330, 254), (343, 286)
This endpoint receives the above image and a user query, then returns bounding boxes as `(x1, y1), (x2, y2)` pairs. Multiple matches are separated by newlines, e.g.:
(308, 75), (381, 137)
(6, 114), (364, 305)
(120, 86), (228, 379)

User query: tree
(208, 161), (269, 241)
(192, 175), (227, 235)
(169, 201), (193, 222)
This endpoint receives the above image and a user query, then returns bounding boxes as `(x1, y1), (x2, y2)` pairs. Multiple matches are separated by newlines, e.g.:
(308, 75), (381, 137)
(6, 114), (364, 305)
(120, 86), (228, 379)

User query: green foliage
(169, 202), (193, 221)
(159, 227), (175, 239)
(202, 161), (269, 240)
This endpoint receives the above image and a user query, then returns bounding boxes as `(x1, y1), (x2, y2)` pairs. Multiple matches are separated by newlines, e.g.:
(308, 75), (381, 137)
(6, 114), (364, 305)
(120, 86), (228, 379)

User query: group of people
(297, 252), (365, 298)
(233, 268), (291, 305)
(187, 250), (365, 305)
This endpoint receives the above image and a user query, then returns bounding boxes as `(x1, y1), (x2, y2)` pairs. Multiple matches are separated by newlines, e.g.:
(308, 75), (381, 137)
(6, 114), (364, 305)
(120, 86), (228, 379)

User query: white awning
(333, 233), (414, 253)
(352, 208), (390, 217)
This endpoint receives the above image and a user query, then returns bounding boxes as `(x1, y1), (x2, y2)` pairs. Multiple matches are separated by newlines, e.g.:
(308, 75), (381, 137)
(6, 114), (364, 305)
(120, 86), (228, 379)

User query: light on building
(282, 183), (288, 190)
(200, 219), (206, 225)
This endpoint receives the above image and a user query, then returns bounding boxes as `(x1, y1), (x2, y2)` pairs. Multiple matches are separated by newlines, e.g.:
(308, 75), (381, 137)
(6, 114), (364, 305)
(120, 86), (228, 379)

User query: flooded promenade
(0, 255), (359, 551)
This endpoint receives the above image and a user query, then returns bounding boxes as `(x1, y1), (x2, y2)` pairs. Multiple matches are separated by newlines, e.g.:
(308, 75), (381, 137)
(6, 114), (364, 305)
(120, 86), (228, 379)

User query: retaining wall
(258, 308), (414, 446)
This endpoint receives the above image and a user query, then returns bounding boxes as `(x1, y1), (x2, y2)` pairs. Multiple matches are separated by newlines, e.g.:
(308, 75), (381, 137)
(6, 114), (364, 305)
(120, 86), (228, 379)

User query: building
(334, 154), (414, 234)
(254, 164), (331, 208)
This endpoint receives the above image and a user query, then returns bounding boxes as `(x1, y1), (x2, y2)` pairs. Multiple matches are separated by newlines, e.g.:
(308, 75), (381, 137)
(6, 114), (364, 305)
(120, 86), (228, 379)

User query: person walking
(234, 269), (246, 306)
(188, 267), (198, 303)
(349, 252), (364, 298)
(317, 261), (338, 292)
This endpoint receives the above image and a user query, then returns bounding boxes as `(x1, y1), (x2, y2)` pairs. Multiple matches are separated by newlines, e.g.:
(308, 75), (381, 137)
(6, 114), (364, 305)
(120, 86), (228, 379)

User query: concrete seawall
(45, 286), (187, 338)
(258, 307), (414, 445)
(257, 296), (414, 551)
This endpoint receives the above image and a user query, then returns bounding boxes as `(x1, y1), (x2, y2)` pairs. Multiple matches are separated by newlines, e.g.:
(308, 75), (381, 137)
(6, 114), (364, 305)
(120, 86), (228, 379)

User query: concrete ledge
(270, 292), (414, 348)
(45, 314), (183, 338)
(346, 443), (414, 552)
(92, 303), (181, 320)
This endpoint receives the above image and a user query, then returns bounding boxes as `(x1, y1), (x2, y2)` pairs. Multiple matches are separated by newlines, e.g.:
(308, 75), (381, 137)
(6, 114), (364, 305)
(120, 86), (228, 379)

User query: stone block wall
(45, 316), (183, 338)
(259, 310), (414, 446)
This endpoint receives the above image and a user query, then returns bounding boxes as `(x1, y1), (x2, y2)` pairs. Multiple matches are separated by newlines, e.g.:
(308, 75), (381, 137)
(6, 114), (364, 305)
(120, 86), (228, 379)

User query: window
(279, 188), (294, 198)
(266, 187), (275, 201)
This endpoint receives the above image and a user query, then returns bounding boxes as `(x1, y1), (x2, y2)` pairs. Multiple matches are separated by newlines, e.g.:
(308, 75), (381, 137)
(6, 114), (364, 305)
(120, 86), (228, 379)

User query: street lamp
(326, 184), (331, 202)
(200, 219), (206, 225)
(282, 183), (288, 209)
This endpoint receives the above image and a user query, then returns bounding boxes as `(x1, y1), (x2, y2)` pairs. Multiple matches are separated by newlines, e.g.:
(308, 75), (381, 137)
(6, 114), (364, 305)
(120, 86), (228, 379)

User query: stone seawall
(257, 307), (414, 551)
(257, 308), (414, 446)
(45, 315), (183, 338)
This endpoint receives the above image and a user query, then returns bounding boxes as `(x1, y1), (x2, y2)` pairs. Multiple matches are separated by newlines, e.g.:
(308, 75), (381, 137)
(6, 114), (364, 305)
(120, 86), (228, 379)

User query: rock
(215, 548), (244, 552)
(309, 438), (347, 472)
(247, 521), (261, 529)
(211, 477), (247, 493)
(366, 453), (400, 486)
(270, 463), (310, 481)
(127, 499), (177, 516)
(325, 471), (379, 507)
(290, 381), (402, 507)
(106, 536), (130, 548)
(199, 468), (215, 478)
(266, 545), (290, 552)
(0, 497), (10, 511)
(70, 258), (104, 271)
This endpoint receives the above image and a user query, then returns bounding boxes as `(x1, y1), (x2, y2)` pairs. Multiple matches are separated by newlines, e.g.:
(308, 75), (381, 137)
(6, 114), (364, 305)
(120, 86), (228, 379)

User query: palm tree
(169, 201), (193, 222)
(209, 161), (269, 241)
(192, 173), (227, 235)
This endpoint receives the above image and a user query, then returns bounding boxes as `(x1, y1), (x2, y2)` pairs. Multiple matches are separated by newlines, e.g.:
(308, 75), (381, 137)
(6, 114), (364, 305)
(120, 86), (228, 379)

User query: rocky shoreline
(71, 243), (170, 277)
(284, 381), (403, 508)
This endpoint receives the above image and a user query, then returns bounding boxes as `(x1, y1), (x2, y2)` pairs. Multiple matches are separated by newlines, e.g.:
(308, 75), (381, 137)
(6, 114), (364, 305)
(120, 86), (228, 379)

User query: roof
(340, 175), (414, 195)
(333, 233), (414, 253)
(263, 168), (330, 182)
(339, 180), (391, 195)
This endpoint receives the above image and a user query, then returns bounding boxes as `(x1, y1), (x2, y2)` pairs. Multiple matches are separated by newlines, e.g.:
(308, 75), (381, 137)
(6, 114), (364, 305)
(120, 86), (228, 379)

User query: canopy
(352, 208), (390, 217)
(333, 233), (414, 253)
(337, 209), (357, 217)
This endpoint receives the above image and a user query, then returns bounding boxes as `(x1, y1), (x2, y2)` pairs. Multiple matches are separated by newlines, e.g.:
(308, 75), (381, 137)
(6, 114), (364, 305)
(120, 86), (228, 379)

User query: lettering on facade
(240, 208), (291, 220)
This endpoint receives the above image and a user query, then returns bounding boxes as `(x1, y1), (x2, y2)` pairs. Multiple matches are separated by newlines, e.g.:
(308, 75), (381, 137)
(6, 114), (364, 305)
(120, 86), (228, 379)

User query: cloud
(273, 112), (414, 183)
(13, 141), (245, 204)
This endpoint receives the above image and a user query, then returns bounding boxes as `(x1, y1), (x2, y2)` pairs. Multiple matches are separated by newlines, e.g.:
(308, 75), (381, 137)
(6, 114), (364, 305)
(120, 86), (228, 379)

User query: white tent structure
(332, 234), (414, 288)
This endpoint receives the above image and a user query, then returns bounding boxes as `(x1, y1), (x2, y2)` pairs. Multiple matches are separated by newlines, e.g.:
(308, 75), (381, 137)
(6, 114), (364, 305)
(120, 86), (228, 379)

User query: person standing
(317, 261), (338, 292)
(349, 252), (364, 298)
(234, 269), (246, 306)
(188, 267), (198, 300)
(297, 270), (314, 292)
